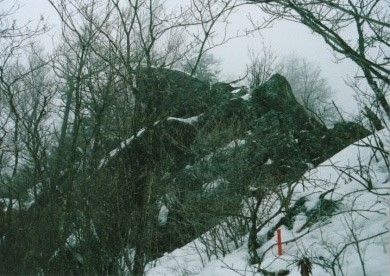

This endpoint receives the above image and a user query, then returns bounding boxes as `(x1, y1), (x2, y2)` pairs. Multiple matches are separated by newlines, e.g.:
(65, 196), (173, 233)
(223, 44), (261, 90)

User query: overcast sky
(213, 5), (360, 117)
(11, 0), (360, 116)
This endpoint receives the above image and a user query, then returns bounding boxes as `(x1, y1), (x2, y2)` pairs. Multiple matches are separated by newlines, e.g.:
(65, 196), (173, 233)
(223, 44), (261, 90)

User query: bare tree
(183, 52), (221, 84)
(246, 0), (390, 120)
(0, 1), (52, 272)
(44, 0), (246, 274)
(247, 44), (280, 90)
(279, 54), (337, 125)
(0, 0), (46, 184)
(184, 0), (243, 77)
(247, 48), (336, 124)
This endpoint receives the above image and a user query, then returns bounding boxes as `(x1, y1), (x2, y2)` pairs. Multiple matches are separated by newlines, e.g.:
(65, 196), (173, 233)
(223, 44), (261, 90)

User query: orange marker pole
(277, 228), (282, 256)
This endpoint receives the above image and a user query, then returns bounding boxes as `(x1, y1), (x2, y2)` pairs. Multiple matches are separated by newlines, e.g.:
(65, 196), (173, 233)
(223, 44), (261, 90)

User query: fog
(13, 0), (360, 115)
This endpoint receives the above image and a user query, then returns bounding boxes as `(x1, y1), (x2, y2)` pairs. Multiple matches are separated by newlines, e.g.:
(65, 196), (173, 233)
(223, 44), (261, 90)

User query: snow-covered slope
(146, 130), (390, 276)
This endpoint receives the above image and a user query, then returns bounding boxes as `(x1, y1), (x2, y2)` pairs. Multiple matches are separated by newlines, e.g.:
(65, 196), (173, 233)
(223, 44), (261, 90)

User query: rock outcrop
(250, 74), (369, 166)
(91, 71), (371, 270)
(135, 67), (211, 119)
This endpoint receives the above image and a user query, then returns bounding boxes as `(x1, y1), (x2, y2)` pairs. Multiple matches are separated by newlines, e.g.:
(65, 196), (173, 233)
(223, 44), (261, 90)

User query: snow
(24, 183), (43, 209)
(241, 94), (251, 101)
(146, 129), (390, 275)
(0, 198), (22, 211)
(99, 115), (201, 169)
(158, 204), (169, 226)
(167, 115), (201, 125)
(0, 182), (43, 211)
(203, 178), (229, 192)
(230, 87), (251, 100)
(66, 233), (78, 248)
(200, 139), (245, 162)
(147, 221), (250, 276)
(264, 158), (273, 165)
(225, 139), (246, 150)
(98, 128), (146, 169)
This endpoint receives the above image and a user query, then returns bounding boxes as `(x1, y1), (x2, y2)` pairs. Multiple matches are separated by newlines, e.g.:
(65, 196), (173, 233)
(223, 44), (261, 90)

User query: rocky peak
(252, 74), (298, 113)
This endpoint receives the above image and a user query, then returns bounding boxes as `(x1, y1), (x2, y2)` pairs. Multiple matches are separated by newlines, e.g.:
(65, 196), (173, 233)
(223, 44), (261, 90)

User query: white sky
(212, 5), (360, 117)
(11, 0), (360, 116)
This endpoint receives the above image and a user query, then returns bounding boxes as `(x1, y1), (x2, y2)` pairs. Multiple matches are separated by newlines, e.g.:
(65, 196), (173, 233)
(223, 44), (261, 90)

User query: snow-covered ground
(146, 129), (390, 275)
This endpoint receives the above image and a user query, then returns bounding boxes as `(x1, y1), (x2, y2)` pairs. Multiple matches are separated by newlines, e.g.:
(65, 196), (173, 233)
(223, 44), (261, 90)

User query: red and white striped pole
(277, 228), (282, 256)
